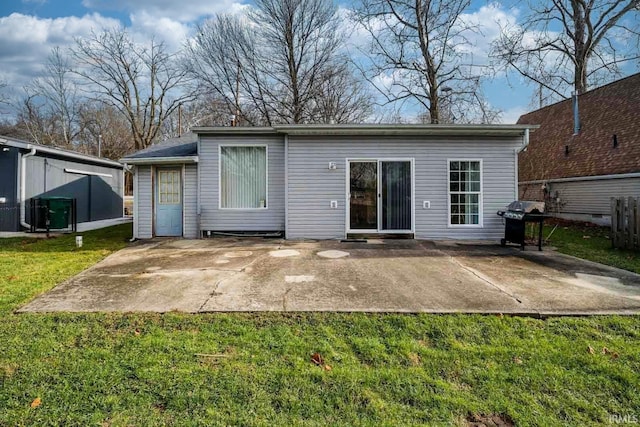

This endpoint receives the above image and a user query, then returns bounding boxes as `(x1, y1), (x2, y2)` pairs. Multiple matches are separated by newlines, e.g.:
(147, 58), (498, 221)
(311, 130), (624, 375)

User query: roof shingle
(517, 73), (640, 182)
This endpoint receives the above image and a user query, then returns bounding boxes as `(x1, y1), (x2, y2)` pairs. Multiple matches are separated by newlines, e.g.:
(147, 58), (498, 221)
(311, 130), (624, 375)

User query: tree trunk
(572, 0), (588, 94)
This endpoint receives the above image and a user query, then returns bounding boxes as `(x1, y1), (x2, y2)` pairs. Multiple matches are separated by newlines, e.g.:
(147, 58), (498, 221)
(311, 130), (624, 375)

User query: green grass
(1, 224), (640, 426)
(543, 221), (640, 274)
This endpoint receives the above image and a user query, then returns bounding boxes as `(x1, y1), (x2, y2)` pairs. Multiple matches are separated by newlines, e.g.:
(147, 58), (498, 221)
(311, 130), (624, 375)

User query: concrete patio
(18, 238), (640, 316)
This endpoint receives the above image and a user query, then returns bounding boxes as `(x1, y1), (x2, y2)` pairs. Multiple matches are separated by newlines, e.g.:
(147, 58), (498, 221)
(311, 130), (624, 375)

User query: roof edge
(193, 124), (538, 137)
(120, 156), (199, 165)
(0, 136), (123, 168)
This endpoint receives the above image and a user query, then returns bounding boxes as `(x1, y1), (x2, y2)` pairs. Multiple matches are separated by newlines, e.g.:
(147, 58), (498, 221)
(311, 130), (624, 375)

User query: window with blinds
(220, 146), (267, 209)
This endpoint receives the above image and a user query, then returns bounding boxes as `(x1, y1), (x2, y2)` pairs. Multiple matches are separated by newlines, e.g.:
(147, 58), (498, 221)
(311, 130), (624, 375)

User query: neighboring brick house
(517, 72), (640, 225)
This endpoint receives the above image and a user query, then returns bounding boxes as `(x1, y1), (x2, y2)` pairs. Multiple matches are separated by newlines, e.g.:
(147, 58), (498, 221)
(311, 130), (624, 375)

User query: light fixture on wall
(328, 162), (337, 170)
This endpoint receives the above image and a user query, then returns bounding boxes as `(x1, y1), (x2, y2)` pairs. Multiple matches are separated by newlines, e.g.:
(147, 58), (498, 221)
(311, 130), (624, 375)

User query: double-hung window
(220, 145), (267, 209)
(448, 160), (482, 226)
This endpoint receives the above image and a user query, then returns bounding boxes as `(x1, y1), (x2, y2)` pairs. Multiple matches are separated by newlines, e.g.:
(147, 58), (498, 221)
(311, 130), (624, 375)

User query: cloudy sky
(0, 0), (630, 123)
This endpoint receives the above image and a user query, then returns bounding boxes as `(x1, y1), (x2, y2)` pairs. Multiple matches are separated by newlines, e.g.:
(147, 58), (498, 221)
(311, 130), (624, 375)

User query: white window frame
(447, 159), (483, 228)
(218, 144), (269, 210)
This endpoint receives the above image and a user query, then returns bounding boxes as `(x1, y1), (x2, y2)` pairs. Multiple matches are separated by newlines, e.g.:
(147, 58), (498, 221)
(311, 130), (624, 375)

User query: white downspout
(20, 145), (37, 230)
(515, 128), (529, 201)
(123, 163), (137, 242)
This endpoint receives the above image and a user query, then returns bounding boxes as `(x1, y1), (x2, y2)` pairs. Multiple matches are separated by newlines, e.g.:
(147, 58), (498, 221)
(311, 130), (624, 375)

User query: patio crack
(198, 277), (226, 312)
(198, 250), (273, 312)
(282, 287), (292, 311)
(445, 253), (523, 304)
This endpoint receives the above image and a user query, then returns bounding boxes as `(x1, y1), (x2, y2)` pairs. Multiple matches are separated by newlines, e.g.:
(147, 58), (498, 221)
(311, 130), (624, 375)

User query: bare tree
(15, 95), (59, 146)
(249, 0), (344, 123)
(492, 0), (640, 103)
(0, 80), (9, 108)
(71, 29), (195, 150)
(161, 95), (240, 139)
(306, 63), (374, 123)
(186, 0), (372, 125)
(185, 15), (266, 125)
(77, 102), (135, 159)
(351, 0), (493, 123)
(26, 47), (82, 147)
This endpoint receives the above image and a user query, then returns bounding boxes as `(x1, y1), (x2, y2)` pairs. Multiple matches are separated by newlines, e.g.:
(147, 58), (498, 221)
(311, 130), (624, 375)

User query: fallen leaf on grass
(582, 235), (591, 239)
(513, 357), (523, 365)
(602, 347), (620, 359)
(7, 275), (18, 281)
(588, 346), (595, 354)
(134, 329), (141, 336)
(30, 397), (41, 408)
(324, 365), (332, 371)
(408, 352), (421, 366)
(311, 352), (324, 366)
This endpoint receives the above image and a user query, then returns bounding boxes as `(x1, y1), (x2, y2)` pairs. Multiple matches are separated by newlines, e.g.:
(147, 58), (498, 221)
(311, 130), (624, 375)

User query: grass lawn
(1, 225), (640, 426)
(542, 221), (640, 274)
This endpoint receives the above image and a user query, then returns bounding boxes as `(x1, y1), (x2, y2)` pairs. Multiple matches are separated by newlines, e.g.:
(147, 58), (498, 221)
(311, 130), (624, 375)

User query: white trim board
(520, 171), (640, 185)
(64, 168), (113, 178)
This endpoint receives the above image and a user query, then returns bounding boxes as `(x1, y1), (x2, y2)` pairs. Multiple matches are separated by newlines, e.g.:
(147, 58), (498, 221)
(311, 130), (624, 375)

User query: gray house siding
(519, 175), (640, 225)
(133, 163), (198, 239)
(287, 136), (521, 240)
(199, 135), (285, 232)
(183, 164), (198, 238)
(24, 154), (123, 224)
(136, 165), (153, 239)
(549, 177), (640, 215)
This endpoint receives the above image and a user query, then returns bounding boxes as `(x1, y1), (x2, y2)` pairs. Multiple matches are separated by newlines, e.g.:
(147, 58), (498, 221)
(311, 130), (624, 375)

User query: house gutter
(20, 145), (37, 230)
(119, 156), (199, 165)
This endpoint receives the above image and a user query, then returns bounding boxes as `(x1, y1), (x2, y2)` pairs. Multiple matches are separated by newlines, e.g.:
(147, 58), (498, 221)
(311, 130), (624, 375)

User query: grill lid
(506, 200), (545, 214)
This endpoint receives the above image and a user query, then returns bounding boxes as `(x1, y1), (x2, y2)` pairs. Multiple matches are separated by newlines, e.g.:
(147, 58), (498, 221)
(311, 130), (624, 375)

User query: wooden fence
(611, 197), (640, 250)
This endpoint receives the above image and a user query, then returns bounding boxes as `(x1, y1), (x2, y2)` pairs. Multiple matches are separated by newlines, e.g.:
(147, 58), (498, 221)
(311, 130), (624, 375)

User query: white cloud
(82, 0), (246, 23)
(128, 11), (191, 51)
(456, 3), (519, 66)
(500, 105), (528, 124)
(0, 13), (121, 88)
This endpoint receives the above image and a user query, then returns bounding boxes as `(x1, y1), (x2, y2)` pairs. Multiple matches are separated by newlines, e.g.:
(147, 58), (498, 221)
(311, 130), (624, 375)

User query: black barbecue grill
(497, 201), (548, 251)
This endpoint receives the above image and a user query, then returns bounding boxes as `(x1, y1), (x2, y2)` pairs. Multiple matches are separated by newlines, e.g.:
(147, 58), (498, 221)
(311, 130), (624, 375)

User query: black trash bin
(33, 197), (75, 230)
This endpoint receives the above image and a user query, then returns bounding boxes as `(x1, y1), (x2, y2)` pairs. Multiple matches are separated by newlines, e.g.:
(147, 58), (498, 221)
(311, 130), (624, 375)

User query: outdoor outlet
(423, 201), (431, 209)
(330, 200), (338, 209)
(328, 162), (337, 170)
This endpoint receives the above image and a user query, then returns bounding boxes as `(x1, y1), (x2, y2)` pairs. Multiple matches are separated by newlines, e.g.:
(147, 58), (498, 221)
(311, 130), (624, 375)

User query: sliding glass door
(381, 161), (412, 231)
(348, 160), (412, 232)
